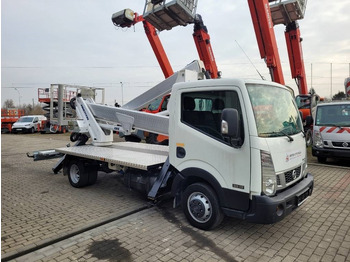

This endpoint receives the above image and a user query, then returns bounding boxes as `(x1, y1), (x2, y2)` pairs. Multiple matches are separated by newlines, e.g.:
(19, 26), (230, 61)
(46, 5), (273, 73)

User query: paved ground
(1, 134), (147, 260)
(1, 133), (350, 261)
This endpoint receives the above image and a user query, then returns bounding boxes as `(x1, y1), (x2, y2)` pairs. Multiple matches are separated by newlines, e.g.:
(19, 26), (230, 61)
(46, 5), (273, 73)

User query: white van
(312, 101), (350, 163)
(12, 115), (47, 133)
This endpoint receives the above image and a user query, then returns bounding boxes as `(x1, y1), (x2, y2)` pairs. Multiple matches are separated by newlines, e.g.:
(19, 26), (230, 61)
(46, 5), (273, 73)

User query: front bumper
(312, 146), (350, 159)
(223, 173), (314, 224)
(12, 127), (31, 133)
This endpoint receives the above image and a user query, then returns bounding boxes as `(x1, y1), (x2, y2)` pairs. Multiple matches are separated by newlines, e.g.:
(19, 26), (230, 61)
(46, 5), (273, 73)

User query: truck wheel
(182, 183), (224, 230)
(70, 132), (80, 142)
(67, 160), (89, 188)
(305, 129), (312, 147)
(317, 157), (327, 163)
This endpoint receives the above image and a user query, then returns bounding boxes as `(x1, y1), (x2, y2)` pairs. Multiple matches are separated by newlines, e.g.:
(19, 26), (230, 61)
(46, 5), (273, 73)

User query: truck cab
(169, 79), (313, 228)
(312, 101), (350, 163)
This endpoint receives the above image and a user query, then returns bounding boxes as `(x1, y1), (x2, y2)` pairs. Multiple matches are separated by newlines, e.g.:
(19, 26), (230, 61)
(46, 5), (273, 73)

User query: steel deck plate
(55, 142), (168, 170)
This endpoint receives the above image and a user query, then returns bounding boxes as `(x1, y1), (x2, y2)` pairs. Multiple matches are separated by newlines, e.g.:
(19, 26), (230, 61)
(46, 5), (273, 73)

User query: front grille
(332, 141), (350, 148)
(284, 166), (301, 184)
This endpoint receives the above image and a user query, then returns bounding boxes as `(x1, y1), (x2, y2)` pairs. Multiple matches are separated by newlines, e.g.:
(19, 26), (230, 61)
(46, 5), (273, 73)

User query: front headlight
(261, 151), (277, 196)
(313, 130), (323, 148)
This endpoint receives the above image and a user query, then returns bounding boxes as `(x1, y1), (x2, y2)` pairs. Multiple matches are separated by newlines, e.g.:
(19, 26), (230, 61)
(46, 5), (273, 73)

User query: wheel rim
(70, 164), (80, 184)
(306, 130), (312, 146)
(187, 192), (212, 223)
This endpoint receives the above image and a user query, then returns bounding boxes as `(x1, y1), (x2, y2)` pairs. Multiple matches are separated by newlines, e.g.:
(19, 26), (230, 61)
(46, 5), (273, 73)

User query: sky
(1, 0), (350, 107)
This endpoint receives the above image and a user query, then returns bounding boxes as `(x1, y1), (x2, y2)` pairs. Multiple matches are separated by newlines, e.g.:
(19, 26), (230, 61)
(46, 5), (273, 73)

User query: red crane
(247, 0), (285, 85)
(112, 9), (173, 78)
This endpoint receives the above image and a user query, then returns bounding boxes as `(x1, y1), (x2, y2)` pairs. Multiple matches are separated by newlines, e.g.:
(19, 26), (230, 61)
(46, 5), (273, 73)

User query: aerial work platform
(55, 142), (168, 170)
(269, 0), (307, 25)
(143, 0), (198, 31)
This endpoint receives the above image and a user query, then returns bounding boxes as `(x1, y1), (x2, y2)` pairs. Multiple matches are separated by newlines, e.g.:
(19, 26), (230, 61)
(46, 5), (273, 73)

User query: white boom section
(74, 62), (204, 146)
(122, 60), (204, 111)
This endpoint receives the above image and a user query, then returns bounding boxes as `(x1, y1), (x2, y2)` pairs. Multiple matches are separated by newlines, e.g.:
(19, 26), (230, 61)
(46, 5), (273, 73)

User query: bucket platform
(269, 0), (307, 25)
(143, 0), (198, 31)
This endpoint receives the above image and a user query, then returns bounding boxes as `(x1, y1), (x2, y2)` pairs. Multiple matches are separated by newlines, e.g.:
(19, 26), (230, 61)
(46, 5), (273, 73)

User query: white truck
(312, 101), (350, 163)
(36, 64), (313, 230)
(28, 63), (314, 230)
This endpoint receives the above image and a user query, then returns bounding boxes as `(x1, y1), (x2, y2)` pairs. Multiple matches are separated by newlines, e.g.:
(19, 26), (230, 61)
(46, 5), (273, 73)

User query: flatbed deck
(55, 142), (169, 170)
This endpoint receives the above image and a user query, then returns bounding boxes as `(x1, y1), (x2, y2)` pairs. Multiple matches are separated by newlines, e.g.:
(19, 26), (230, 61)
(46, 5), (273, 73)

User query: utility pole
(14, 87), (21, 107)
(120, 82), (124, 106)
(330, 63), (333, 98)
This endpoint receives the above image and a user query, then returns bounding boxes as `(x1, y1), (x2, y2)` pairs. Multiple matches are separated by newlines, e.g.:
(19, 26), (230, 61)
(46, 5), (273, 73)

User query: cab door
(170, 86), (251, 211)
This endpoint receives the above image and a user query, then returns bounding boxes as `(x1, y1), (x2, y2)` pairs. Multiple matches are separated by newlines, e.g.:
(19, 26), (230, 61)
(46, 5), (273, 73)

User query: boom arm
(285, 21), (308, 94)
(192, 14), (219, 79)
(112, 10), (173, 78)
(247, 0), (285, 84)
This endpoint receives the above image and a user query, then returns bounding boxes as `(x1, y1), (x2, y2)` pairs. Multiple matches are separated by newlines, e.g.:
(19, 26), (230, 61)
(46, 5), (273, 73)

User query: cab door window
(181, 90), (243, 143)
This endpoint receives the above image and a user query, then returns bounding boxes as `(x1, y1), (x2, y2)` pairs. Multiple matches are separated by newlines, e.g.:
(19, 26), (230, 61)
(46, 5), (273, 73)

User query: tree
(332, 91), (346, 101)
(3, 99), (15, 109)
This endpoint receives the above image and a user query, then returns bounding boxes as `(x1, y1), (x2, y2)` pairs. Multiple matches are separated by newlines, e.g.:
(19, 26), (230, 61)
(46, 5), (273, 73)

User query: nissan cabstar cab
(169, 79), (313, 228)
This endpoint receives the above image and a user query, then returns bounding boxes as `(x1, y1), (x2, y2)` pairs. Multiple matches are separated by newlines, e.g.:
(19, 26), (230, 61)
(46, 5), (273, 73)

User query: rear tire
(182, 183), (224, 230)
(66, 160), (89, 188)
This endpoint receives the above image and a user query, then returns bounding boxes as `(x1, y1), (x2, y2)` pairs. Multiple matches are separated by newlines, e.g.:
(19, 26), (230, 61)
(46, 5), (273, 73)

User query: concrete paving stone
(300, 246), (314, 256)
(336, 255), (348, 262)
(281, 255), (296, 262)
(321, 253), (336, 262)
(276, 248), (290, 257)
(296, 254), (310, 262)
(308, 254), (322, 262)
(338, 246), (350, 257)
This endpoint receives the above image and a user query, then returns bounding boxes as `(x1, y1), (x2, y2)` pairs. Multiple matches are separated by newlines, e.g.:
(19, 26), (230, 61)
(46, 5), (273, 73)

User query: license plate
(296, 188), (310, 206)
(17, 129), (22, 131)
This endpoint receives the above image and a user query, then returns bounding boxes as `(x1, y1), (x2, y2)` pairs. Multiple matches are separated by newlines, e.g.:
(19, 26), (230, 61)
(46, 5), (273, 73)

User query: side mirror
(221, 108), (239, 139)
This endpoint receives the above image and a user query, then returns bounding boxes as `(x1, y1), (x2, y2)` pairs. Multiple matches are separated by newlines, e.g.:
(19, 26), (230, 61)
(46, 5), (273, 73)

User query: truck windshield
(247, 84), (302, 137)
(315, 104), (350, 127)
(18, 117), (34, 122)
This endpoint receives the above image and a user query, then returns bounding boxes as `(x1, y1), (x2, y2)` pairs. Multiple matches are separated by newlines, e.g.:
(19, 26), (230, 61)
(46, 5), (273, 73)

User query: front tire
(305, 129), (312, 147)
(182, 183), (224, 230)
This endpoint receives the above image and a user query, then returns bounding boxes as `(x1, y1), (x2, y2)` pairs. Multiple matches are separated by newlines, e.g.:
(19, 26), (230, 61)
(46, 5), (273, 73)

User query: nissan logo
(342, 142), (349, 147)
(292, 170), (297, 180)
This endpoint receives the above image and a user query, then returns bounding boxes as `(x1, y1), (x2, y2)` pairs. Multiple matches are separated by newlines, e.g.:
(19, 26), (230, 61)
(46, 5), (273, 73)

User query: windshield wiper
(279, 130), (294, 142)
(260, 131), (294, 142)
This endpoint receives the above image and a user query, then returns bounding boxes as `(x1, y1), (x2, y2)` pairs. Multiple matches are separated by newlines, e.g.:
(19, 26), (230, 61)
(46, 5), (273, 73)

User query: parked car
(12, 115), (47, 133)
